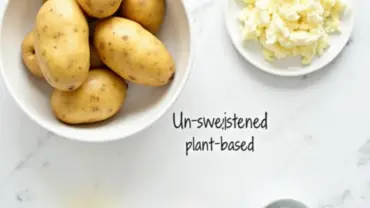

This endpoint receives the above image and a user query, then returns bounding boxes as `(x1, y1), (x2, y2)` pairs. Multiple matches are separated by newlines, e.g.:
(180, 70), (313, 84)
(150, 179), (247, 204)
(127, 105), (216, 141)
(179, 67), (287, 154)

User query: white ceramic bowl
(0, 0), (193, 142)
(225, 0), (354, 77)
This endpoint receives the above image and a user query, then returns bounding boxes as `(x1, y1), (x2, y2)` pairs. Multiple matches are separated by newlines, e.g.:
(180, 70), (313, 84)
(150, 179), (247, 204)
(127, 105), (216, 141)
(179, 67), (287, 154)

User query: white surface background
(1, 0), (370, 207)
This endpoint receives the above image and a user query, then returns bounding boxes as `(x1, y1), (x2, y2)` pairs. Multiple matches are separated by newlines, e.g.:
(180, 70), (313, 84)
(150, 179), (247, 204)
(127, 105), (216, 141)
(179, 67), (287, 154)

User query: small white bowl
(225, 0), (355, 77)
(0, 0), (193, 142)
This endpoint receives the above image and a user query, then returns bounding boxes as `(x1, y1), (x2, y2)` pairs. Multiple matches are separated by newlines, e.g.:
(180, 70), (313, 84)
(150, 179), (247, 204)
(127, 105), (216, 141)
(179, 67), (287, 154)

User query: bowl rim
(0, 0), (194, 143)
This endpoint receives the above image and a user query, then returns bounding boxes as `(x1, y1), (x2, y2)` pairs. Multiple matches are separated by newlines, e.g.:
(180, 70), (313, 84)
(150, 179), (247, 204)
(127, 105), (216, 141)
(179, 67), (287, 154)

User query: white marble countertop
(1, 0), (370, 207)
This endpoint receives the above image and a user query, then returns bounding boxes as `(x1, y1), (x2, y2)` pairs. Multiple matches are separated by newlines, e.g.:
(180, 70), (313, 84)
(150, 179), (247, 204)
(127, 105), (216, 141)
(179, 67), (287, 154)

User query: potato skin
(51, 69), (128, 124)
(121, 0), (165, 34)
(90, 44), (104, 68)
(94, 17), (175, 87)
(77, 0), (123, 18)
(34, 0), (90, 91)
(21, 31), (44, 78)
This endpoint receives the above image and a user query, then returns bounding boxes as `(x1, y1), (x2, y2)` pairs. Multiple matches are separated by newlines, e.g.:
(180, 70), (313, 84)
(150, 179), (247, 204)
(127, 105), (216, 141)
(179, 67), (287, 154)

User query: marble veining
(357, 140), (370, 167)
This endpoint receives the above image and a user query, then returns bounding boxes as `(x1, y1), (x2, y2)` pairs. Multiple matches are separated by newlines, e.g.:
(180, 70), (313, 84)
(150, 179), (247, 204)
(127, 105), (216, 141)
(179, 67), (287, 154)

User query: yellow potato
(77, 0), (123, 18)
(51, 69), (128, 124)
(34, 0), (90, 91)
(90, 44), (104, 68)
(121, 0), (165, 34)
(94, 17), (175, 87)
(21, 31), (44, 78)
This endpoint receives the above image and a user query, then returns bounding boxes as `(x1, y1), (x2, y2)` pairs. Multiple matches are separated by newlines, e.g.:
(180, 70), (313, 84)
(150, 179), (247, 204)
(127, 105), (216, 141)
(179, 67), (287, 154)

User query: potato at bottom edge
(51, 69), (128, 125)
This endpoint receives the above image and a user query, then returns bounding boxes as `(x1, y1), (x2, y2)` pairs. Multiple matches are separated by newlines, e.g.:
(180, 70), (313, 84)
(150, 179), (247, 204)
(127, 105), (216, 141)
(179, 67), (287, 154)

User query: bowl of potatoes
(0, 0), (192, 142)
